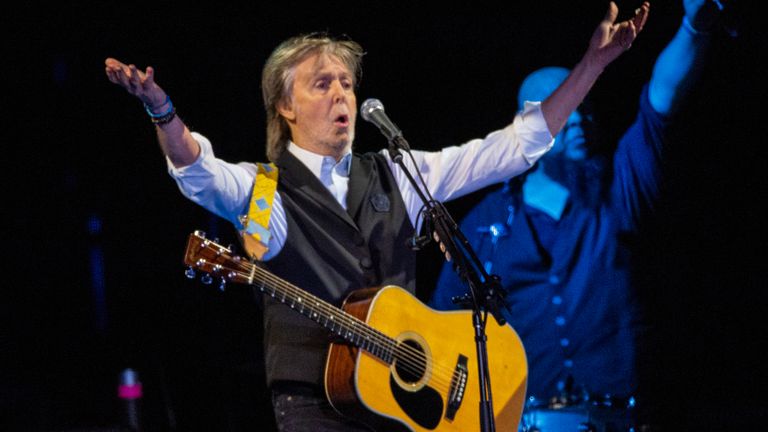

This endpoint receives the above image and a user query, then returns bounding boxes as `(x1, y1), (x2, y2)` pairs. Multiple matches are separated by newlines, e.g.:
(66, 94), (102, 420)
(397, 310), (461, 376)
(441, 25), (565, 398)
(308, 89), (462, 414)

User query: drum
(519, 405), (591, 431)
(518, 395), (637, 432)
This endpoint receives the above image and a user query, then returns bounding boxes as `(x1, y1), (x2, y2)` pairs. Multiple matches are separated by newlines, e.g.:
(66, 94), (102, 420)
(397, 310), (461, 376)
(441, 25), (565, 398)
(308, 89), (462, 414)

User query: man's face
(278, 53), (357, 160)
(549, 109), (593, 162)
(540, 107), (605, 206)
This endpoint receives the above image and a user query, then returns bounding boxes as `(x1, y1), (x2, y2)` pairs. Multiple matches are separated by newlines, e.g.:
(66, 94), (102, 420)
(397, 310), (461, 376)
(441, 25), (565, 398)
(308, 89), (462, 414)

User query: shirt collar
(287, 141), (352, 179)
(522, 169), (569, 220)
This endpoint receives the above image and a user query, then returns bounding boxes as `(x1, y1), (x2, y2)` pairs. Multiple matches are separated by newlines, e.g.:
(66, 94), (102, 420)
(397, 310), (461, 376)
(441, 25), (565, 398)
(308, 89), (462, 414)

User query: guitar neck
(185, 231), (396, 364)
(249, 264), (396, 363)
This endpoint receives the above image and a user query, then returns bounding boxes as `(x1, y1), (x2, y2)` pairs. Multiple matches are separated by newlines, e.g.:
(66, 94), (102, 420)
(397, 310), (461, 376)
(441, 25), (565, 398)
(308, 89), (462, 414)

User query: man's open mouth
(334, 114), (349, 127)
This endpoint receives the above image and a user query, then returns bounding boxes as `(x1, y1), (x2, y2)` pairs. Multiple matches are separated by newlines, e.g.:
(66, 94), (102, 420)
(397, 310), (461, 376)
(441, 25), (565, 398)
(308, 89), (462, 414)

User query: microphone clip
(388, 136), (410, 163)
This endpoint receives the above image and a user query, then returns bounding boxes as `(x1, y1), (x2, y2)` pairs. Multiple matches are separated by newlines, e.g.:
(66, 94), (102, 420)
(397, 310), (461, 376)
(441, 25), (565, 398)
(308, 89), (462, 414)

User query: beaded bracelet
(151, 106), (177, 125)
(144, 95), (174, 118)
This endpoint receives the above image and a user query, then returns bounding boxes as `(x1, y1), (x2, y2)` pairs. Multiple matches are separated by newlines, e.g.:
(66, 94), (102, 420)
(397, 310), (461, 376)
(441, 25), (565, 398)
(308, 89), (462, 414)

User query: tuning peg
(185, 266), (196, 279)
(201, 273), (213, 285)
(218, 277), (227, 292)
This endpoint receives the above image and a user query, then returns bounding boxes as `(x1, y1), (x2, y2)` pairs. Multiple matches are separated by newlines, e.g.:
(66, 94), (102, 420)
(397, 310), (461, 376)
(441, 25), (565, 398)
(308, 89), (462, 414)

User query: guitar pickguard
(389, 374), (443, 430)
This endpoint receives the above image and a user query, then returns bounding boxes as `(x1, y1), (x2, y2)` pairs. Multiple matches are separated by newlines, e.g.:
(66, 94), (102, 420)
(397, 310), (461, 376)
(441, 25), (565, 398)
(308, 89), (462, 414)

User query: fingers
(625, 19), (639, 46)
(105, 58), (125, 84)
(633, 2), (650, 33)
(104, 57), (125, 70)
(104, 58), (157, 98)
(622, 22), (637, 50)
(108, 66), (130, 88)
(612, 1), (647, 51)
(105, 58), (134, 88)
(128, 64), (143, 90)
(623, 1), (649, 49)
(603, 1), (619, 25)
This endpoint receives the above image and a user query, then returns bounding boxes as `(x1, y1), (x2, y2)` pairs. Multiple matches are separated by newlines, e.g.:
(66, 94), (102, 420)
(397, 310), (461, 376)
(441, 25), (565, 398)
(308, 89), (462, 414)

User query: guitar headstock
(184, 230), (252, 286)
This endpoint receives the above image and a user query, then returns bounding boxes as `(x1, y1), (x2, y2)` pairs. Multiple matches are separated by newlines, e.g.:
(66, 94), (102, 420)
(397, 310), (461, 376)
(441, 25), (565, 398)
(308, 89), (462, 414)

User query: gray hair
(261, 33), (364, 162)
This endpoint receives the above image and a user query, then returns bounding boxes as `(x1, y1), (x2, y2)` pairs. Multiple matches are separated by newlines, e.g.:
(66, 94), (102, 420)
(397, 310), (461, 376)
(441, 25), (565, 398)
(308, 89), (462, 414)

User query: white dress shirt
(168, 101), (553, 260)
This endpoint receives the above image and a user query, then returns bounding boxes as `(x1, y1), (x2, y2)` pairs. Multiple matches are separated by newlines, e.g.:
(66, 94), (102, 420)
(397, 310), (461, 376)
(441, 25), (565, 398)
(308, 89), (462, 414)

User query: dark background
(4, 1), (766, 431)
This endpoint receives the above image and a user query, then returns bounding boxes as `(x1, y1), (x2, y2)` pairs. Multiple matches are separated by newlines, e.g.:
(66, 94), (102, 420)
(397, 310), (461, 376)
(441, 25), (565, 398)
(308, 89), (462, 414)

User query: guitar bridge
(445, 354), (468, 421)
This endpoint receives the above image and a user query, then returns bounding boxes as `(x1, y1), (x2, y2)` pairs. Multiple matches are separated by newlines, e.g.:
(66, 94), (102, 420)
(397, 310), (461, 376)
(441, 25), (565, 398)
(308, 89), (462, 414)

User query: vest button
(359, 257), (373, 269)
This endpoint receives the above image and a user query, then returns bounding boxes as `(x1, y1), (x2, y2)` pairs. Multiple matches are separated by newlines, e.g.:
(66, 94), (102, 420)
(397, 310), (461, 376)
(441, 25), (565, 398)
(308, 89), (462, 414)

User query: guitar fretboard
(186, 231), (402, 364)
(247, 260), (398, 364)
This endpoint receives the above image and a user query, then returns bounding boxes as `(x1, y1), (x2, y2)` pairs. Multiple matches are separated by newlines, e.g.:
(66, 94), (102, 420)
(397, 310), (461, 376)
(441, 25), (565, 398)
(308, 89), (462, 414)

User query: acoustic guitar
(183, 230), (527, 431)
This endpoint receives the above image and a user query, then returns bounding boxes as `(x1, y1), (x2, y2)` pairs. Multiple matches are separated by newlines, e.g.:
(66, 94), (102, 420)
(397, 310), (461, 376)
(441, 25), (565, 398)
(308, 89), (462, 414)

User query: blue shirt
(430, 85), (667, 399)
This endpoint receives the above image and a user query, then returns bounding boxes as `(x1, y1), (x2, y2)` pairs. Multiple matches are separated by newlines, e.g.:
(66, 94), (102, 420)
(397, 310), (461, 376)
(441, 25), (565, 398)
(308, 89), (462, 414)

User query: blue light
(87, 214), (102, 236)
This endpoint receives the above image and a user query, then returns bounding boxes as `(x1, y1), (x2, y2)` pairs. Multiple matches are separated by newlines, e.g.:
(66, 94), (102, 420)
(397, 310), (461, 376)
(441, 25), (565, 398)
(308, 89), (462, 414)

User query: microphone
(361, 98), (411, 161)
(360, 98), (403, 142)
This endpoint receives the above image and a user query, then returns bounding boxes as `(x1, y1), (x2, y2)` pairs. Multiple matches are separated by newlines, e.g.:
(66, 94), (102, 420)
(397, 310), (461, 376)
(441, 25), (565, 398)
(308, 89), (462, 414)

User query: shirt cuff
(515, 101), (555, 164)
(166, 131), (212, 178)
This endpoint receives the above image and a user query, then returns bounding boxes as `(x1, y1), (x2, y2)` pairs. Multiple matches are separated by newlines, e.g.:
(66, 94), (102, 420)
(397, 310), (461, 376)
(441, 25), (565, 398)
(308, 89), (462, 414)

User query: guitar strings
(204, 248), (460, 390)
(245, 262), (462, 391)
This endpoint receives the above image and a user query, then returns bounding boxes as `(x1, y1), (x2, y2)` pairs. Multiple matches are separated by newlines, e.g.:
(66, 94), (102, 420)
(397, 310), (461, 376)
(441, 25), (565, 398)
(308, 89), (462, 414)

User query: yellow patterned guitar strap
(240, 162), (278, 260)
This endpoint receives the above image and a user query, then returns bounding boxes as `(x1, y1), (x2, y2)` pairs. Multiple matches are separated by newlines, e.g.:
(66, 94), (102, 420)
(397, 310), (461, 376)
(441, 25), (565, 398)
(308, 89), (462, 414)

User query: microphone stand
(387, 136), (509, 432)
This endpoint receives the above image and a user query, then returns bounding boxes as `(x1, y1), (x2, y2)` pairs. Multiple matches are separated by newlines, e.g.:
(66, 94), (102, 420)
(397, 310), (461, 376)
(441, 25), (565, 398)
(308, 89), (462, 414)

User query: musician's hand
(104, 58), (168, 111)
(585, 2), (650, 68)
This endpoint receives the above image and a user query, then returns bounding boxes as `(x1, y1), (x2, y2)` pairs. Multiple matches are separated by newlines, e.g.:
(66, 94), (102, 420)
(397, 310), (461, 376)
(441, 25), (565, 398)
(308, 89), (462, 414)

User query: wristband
(144, 95), (174, 118)
(150, 106), (177, 125)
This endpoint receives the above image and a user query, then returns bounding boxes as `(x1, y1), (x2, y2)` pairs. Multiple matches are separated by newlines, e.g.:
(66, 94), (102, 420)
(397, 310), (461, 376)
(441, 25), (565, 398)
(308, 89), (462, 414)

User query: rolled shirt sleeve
(388, 101), (553, 226)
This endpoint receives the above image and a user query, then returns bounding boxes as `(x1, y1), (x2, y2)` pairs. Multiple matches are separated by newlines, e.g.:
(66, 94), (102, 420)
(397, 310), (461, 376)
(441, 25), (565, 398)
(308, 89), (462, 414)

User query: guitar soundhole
(393, 339), (426, 385)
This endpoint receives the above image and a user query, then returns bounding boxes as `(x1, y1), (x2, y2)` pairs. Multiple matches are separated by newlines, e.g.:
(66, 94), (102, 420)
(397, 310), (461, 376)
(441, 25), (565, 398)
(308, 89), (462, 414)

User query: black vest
(261, 150), (417, 386)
